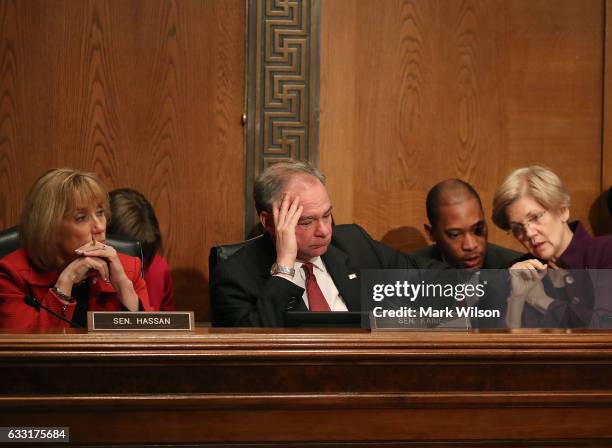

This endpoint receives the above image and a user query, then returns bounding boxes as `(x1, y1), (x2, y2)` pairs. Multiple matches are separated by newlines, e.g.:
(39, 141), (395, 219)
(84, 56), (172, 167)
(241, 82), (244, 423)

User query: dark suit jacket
(410, 242), (521, 269)
(515, 221), (612, 328)
(410, 242), (520, 329)
(210, 224), (417, 327)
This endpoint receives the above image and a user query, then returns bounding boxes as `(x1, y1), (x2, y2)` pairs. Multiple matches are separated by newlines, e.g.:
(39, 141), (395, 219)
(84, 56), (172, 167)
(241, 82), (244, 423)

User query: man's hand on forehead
(272, 193), (302, 267)
(273, 194), (302, 221)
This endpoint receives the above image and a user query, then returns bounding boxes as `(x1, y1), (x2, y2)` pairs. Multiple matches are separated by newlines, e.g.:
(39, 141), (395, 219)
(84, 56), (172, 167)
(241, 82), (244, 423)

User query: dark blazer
(514, 221), (612, 328)
(210, 224), (417, 327)
(410, 242), (521, 269)
(410, 242), (520, 329)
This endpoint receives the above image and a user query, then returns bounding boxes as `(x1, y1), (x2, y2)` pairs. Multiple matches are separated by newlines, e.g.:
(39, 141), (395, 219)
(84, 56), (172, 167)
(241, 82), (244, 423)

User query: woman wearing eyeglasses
(492, 166), (612, 328)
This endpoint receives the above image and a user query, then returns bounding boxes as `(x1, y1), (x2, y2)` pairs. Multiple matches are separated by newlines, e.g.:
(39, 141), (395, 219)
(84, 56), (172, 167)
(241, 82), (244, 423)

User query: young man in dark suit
(410, 179), (520, 329)
(211, 160), (417, 327)
(411, 179), (520, 270)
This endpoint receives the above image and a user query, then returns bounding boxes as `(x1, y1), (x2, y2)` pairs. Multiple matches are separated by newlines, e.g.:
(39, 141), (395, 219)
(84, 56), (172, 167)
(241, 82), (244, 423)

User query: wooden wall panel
(0, 0), (246, 321)
(603, 0), (612, 235)
(320, 0), (605, 252)
(319, 0), (357, 229)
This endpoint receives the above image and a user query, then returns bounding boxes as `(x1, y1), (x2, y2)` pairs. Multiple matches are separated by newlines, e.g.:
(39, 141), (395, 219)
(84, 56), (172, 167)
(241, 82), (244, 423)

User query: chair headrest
(0, 226), (20, 259)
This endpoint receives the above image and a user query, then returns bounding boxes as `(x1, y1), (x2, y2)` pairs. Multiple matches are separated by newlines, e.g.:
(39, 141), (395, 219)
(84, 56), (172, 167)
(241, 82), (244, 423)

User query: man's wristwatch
(270, 263), (295, 278)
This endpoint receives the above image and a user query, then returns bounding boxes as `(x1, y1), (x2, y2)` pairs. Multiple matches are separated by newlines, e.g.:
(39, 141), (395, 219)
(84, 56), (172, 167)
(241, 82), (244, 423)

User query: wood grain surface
(0, 0), (245, 320)
(320, 0), (605, 252)
(2, 328), (612, 445)
(603, 0), (612, 234)
(1, 0), (610, 323)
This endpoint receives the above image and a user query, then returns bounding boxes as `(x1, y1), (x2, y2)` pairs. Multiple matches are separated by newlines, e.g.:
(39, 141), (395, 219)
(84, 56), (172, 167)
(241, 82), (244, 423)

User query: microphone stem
(24, 296), (82, 328)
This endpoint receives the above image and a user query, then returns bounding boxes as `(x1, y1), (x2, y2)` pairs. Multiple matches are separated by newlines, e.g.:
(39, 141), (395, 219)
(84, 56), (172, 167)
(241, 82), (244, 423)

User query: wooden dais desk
(1, 328), (612, 446)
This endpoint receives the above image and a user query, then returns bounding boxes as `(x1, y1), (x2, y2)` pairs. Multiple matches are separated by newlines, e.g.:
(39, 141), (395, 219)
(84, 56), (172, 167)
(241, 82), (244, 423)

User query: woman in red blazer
(0, 168), (151, 330)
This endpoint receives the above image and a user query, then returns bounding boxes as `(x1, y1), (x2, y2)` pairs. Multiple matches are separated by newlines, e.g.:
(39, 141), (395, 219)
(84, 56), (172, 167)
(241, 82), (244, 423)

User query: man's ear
(424, 223), (435, 242)
(260, 211), (275, 236)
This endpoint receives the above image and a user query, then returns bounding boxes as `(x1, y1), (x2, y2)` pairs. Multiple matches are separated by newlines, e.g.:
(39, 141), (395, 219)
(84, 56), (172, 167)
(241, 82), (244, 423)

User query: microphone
(24, 295), (83, 328)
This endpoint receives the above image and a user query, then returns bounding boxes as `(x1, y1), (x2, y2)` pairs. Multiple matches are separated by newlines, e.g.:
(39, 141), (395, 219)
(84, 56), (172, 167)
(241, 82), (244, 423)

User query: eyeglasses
(509, 210), (548, 238)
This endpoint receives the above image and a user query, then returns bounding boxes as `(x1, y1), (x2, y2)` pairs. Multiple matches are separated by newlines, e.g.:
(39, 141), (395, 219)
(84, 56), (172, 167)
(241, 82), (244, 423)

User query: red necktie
(302, 262), (331, 311)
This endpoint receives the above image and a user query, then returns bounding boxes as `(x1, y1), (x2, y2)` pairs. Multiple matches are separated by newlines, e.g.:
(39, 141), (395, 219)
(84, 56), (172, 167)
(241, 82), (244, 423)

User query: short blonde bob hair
(492, 165), (571, 231)
(20, 168), (111, 271)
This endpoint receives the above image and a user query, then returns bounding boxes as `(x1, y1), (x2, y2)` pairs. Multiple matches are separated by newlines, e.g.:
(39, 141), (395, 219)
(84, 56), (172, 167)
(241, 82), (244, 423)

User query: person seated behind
(210, 160), (417, 327)
(411, 179), (520, 270)
(492, 166), (612, 328)
(107, 188), (174, 311)
(0, 168), (151, 330)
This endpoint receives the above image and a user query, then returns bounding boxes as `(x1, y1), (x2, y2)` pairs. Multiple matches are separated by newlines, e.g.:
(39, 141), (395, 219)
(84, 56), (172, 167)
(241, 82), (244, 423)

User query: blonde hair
(492, 165), (571, 230)
(20, 168), (110, 270)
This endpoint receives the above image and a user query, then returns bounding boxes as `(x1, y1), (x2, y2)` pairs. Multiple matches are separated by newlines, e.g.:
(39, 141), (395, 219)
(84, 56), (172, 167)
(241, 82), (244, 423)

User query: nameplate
(87, 311), (194, 332)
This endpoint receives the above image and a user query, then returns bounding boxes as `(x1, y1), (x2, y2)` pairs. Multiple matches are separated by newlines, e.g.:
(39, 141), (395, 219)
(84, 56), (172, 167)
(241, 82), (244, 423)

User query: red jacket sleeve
(0, 255), (76, 330)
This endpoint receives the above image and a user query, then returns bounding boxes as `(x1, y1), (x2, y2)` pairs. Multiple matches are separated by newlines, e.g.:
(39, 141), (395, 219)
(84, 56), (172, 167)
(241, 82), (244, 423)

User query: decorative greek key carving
(245, 0), (320, 234)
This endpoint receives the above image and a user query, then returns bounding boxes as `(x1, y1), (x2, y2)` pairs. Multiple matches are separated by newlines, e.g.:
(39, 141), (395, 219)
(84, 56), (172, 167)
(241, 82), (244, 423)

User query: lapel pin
(348, 273), (357, 280)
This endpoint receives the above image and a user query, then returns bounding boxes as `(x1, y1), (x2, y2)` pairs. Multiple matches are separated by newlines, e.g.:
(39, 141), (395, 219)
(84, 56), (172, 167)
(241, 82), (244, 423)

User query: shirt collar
(296, 256), (325, 271)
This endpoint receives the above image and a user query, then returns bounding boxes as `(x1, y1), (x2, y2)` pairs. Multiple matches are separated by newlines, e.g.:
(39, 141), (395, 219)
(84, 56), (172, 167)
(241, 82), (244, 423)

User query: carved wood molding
(245, 0), (320, 235)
